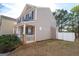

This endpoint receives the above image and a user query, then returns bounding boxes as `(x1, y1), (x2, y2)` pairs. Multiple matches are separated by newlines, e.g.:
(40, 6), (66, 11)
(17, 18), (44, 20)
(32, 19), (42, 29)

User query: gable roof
(18, 4), (36, 18)
(0, 15), (16, 21)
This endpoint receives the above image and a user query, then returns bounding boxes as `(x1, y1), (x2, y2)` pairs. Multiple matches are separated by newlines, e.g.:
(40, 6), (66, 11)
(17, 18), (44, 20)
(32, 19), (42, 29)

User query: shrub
(0, 34), (21, 53)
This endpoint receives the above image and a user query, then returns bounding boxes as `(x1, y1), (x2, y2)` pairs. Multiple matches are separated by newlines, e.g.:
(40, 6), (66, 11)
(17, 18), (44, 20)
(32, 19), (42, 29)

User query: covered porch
(15, 24), (35, 44)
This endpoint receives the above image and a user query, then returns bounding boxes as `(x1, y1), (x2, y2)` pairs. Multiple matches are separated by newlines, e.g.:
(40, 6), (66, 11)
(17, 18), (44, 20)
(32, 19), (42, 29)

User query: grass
(9, 39), (79, 56)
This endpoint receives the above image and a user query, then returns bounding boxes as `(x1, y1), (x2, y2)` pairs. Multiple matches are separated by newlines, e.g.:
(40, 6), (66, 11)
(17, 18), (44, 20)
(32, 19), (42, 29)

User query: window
(29, 13), (32, 20)
(26, 15), (27, 20)
(27, 14), (29, 21)
(20, 18), (21, 22)
(32, 11), (34, 19)
(29, 11), (33, 20)
(22, 16), (24, 21)
(17, 11), (34, 22)
(26, 26), (34, 35)
(17, 18), (21, 23)
(23, 11), (34, 21)
(23, 15), (26, 21)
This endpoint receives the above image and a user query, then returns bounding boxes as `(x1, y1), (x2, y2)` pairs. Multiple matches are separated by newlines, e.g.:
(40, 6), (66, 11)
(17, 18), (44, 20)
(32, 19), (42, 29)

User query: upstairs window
(23, 11), (34, 21)
(17, 18), (21, 23)
(22, 16), (24, 21)
(31, 11), (34, 20)
(17, 11), (34, 23)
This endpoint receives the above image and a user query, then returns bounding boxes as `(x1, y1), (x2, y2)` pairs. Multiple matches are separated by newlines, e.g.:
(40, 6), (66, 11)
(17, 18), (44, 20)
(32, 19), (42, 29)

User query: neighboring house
(15, 4), (57, 43)
(0, 15), (16, 36)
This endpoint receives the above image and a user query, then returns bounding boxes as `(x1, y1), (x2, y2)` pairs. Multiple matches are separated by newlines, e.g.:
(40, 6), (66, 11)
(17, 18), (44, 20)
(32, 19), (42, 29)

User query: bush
(0, 34), (21, 53)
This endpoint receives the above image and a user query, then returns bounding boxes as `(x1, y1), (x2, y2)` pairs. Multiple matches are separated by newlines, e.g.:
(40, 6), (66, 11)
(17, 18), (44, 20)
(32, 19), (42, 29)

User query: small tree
(53, 9), (68, 32)
(71, 5), (79, 38)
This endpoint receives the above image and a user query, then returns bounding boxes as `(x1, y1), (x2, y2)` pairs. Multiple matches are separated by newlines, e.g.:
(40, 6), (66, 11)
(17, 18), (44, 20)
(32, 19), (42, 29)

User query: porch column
(23, 24), (26, 44)
(23, 24), (26, 35)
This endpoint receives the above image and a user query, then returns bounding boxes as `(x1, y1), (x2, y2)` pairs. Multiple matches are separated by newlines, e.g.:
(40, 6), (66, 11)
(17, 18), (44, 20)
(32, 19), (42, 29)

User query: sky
(0, 0), (79, 18)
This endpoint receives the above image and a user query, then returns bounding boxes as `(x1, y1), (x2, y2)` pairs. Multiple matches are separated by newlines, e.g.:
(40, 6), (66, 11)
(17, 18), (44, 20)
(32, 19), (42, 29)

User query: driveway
(9, 39), (79, 56)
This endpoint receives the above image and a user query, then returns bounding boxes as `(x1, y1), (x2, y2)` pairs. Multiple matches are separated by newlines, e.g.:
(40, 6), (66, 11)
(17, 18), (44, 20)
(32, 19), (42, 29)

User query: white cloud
(0, 0), (58, 18)
(0, 0), (79, 18)
(0, 2), (26, 18)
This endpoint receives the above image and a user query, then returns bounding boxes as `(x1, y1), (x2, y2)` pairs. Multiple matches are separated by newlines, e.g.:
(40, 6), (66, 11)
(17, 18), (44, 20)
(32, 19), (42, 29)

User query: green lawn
(9, 39), (79, 56)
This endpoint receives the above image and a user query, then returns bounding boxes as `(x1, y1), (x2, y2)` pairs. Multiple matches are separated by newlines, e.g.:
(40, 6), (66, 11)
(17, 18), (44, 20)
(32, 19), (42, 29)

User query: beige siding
(35, 8), (56, 41)
(0, 18), (16, 35)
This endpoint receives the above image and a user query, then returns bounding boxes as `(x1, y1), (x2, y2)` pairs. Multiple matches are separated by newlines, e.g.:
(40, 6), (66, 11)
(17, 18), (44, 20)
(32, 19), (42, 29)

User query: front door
(25, 25), (35, 43)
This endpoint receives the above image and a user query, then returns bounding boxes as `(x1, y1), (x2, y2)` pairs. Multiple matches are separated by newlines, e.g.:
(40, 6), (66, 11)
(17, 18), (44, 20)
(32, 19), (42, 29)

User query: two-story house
(15, 4), (56, 43)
